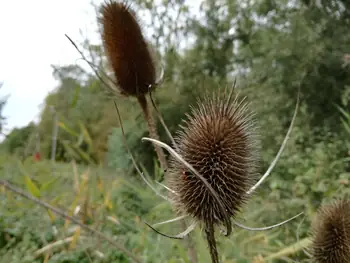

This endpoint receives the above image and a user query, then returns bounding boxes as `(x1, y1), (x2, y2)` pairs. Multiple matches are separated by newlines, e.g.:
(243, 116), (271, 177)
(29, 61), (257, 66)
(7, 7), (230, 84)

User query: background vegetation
(0, 0), (349, 262)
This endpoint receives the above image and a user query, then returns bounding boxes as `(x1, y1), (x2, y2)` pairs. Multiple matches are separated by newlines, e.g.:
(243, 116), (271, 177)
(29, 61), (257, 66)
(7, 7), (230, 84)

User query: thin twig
(153, 215), (187, 227)
(232, 212), (304, 231)
(247, 91), (300, 195)
(155, 181), (178, 195)
(137, 95), (168, 172)
(112, 101), (169, 201)
(148, 87), (178, 151)
(0, 180), (143, 263)
(144, 221), (197, 240)
(34, 236), (87, 257)
(65, 34), (119, 95)
(296, 215), (312, 258)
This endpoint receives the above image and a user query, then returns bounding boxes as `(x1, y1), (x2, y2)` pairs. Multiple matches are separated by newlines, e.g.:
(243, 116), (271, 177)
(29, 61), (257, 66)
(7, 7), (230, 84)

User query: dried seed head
(100, 1), (156, 97)
(311, 199), (350, 263)
(167, 88), (260, 225)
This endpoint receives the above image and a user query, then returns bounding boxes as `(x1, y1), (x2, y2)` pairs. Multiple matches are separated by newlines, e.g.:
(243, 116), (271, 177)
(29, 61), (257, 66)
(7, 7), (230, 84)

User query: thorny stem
(66, 33), (197, 263)
(114, 99), (199, 261)
(149, 89), (178, 151)
(113, 101), (168, 202)
(137, 95), (168, 172)
(205, 223), (219, 263)
(148, 88), (197, 262)
(0, 180), (143, 263)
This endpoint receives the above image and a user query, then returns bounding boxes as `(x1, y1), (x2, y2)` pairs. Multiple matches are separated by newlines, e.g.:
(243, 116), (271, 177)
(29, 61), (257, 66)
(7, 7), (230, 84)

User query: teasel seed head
(100, 1), (156, 97)
(166, 88), (260, 226)
(311, 199), (350, 263)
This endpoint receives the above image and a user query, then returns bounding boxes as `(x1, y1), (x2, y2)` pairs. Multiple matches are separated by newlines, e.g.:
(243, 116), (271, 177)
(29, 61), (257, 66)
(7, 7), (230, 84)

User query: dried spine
(166, 88), (260, 263)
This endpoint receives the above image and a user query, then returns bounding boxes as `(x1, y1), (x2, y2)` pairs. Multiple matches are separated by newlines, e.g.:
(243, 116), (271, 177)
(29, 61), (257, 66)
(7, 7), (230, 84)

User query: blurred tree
(33, 0), (350, 179)
(37, 58), (142, 164)
(0, 82), (8, 135)
(0, 122), (36, 157)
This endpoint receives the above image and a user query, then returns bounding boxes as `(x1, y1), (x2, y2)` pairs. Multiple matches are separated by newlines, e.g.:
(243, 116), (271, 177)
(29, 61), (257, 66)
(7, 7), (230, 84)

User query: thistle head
(311, 199), (350, 263)
(100, 1), (156, 97)
(166, 87), (260, 226)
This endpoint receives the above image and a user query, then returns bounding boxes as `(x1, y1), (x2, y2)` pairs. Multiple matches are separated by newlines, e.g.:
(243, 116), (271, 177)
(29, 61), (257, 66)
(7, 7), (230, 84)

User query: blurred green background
(0, 0), (350, 262)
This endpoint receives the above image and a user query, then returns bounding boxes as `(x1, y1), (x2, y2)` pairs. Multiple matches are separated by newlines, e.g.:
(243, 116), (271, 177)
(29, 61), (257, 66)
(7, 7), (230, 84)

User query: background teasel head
(310, 199), (350, 263)
(166, 87), (260, 226)
(100, 1), (158, 97)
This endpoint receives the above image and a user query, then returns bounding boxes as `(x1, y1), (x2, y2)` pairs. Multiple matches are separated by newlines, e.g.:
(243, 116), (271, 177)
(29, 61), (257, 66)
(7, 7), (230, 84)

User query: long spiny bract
(100, 1), (156, 97)
(311, 199), (350, 263)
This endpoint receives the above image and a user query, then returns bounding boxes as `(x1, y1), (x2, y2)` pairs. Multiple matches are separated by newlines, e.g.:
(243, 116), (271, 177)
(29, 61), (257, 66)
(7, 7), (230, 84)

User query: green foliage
(1, 155), (346, 262)
(0, 122), (36, 158)
(0, 82), (8, 134)
(1, 0), (350, 262)
(37, 65), (119, 164)
(107, 120), (146, 172)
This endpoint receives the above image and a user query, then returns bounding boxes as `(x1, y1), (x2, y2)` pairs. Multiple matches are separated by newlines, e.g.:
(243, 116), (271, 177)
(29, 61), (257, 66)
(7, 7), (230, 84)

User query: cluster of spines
(166, 88), (260, 226)
(100, 1), (156, 97)
(311, 199), (350, 263)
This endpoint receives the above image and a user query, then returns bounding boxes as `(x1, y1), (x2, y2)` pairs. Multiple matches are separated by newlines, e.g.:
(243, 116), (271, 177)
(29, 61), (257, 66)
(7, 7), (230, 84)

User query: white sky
(0, 0), (103, 139)
(0, 0), (201, 140)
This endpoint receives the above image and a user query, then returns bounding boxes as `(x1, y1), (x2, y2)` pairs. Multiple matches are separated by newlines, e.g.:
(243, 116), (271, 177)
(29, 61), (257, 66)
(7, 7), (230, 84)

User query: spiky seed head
(100, 1), (156, 97)
(311, 199), (350, 263)
(166, 88), (260, 225)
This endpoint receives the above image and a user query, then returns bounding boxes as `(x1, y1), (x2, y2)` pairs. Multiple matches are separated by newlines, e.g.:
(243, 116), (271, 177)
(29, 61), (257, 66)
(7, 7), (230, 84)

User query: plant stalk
(137, 95), (168, 172)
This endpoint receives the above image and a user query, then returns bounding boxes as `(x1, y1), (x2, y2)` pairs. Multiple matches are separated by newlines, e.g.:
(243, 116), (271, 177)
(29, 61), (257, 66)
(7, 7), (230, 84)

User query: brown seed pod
(100, 1), (156, 97)
(311, 199), (350, 263)
(100, 1), (168, 171)
(166, 87), (260, 225)
(166, 87), (259, 263)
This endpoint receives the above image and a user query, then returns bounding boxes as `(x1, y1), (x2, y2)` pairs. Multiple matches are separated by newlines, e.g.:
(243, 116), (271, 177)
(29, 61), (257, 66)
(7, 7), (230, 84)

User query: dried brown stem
(0, 179), (143, 263)
(137, 95), (168, 172)
(148, 90), (178, 151)
(205, 223), (219, 263)
(148, 88), (197, 262)
(148, 91), (197, 263)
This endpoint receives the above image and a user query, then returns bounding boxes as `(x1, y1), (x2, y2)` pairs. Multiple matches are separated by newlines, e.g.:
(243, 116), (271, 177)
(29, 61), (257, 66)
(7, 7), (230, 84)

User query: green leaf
(78, 121), (93, 152)
(58, 121), (79, 137)
(73, 146), (95, 164)
(62, 141), (81, 160)
(24, 175), (41, 198)
(177, 243), (190, 263)
(17, 162), (41, 198)
(70, 85), (81, 108)
(40, 176), (60, 192)
(75, 133), (84, 148)
(264, 238), (312, 261)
